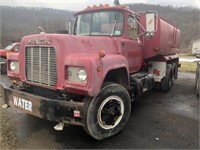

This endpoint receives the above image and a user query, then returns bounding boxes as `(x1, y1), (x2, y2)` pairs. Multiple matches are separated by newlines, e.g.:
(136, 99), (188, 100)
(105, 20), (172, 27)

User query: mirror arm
(133, 16), (146, 32)
(137, 31), (147, 38)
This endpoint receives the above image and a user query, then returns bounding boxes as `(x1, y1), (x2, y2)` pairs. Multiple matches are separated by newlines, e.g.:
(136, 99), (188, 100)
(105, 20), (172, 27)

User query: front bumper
(0, 82), (85, 126)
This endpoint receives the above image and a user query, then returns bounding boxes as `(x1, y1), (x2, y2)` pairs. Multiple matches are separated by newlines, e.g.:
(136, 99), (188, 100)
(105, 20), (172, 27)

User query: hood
(21, 34), (121, 55)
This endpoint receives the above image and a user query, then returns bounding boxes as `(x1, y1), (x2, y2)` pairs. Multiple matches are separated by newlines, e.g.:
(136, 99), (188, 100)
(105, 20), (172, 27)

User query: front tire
(83, 83), (131, 140)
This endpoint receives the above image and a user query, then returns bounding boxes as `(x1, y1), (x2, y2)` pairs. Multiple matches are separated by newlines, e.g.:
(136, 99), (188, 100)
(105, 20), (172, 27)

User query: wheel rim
(97, 96), (124, 130)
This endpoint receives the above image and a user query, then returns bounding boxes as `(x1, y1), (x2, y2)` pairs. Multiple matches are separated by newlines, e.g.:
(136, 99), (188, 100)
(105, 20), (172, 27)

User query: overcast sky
(1, 0), (200, 11)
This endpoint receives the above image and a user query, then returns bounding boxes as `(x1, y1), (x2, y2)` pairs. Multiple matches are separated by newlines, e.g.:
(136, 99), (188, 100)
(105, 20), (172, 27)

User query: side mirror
(145, 12), (157, 39)
(66, 19), (74, 35)
(145, 32), (154, 40)
(14, 48), (19, 53)
(146, 13), (155, 33)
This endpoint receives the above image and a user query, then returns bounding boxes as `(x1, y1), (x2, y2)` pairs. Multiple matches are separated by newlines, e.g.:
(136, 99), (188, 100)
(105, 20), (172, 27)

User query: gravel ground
(0, 108), (17, 149)
(0, 72), (199, 149)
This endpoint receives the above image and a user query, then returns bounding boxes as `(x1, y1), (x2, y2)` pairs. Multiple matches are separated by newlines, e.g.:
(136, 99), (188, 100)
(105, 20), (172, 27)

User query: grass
(179, 62), (197, 73)
(178, 53), (193, 56)
(179, 53), (196, 59)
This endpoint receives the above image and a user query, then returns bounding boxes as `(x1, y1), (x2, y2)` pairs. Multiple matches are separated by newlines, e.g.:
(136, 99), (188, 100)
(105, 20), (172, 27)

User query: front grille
(25, 47), (57, 87)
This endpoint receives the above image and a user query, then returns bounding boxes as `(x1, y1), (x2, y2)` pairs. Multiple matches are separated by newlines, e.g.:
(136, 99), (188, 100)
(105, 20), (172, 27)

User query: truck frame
(0, 4), (181, 140)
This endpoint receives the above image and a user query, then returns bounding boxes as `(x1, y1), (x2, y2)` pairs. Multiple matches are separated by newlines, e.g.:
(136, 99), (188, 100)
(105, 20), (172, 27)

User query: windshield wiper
(111, 20), (117, 37)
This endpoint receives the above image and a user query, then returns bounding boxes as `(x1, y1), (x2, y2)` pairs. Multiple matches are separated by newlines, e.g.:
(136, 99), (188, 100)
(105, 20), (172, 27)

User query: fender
(64, 53), (104, 97)
(64, 53), (129, 97)
(101, 54), (129, 86)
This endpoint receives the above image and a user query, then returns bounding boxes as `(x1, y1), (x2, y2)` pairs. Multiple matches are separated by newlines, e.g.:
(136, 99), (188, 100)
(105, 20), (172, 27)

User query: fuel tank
(140, 15), (181, 59)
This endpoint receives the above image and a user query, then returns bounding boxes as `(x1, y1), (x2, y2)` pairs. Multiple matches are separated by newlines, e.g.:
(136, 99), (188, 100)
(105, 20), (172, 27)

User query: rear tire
(172, 63), (177, 84)
(83, 83), (131, 140)
(195, 64), (199, 97)
(161, 64), (173, 92)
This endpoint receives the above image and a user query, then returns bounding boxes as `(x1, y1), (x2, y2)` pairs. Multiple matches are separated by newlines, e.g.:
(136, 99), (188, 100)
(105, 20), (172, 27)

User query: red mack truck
(0, 4), (181, 140)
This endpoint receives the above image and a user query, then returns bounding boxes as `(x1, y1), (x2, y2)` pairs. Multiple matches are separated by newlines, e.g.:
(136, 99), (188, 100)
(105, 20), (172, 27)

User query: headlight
(10, 62), (16, 71)
(67, 67), (87, 83)
(77, 69), (87, 82)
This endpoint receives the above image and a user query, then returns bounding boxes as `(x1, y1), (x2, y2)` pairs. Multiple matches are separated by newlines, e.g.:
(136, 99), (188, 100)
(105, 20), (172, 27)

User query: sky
(1, 0), (200, 11)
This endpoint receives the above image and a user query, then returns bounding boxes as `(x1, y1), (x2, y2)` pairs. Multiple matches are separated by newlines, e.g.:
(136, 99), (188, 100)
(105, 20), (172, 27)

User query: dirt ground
(0, 72), (199, 149)
(0, 108), (17, 149)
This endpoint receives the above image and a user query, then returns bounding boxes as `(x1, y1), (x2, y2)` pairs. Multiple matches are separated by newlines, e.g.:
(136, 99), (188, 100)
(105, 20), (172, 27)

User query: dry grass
(179, 62), (197, 73)
(179, 53), (196, 59)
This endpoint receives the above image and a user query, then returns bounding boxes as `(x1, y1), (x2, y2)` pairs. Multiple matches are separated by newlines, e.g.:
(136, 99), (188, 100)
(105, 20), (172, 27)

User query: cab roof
(75, 4), (138, 16)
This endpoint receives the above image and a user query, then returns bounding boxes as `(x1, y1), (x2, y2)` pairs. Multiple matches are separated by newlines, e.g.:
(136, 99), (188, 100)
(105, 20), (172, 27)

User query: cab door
(122, 15), (142, 73)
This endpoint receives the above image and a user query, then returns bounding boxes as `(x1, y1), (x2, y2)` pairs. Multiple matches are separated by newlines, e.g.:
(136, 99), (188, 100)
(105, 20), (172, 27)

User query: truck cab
(73, 6), (143, 73)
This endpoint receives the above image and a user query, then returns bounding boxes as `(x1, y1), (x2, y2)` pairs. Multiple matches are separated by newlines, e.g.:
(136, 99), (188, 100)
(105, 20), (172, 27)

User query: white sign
(13, 96), (32, 112)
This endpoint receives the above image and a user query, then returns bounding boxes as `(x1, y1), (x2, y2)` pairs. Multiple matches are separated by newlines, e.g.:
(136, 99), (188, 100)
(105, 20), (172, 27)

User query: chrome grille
(25, 47), (57, 87)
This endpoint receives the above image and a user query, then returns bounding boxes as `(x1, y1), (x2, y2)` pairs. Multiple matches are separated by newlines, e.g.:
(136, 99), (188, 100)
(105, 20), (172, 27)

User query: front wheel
(83, 83), (131, 140)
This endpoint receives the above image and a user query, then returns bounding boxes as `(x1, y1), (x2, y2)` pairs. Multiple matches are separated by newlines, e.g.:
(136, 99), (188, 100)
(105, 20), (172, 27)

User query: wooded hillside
(0, 4), (199, 52)
(0, 6), (74, 48)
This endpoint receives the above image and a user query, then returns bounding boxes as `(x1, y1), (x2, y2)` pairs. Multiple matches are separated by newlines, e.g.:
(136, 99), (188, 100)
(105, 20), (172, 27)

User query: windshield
(5, 44), (15, 50)
(74, 11), (123, 36)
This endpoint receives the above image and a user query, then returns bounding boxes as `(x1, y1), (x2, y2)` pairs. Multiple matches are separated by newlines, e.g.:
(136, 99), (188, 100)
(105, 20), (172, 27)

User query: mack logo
(13, 96), (32, 112)
(27, 39), (51, 45)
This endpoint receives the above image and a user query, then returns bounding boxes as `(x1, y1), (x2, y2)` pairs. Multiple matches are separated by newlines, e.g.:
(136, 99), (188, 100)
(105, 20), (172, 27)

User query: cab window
(127, 16), (138, 39)
(74, 11), (124, 36)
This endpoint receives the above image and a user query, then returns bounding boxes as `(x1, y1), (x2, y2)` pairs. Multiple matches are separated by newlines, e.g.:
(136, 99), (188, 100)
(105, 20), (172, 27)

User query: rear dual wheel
(161, 64), (173, 92)
(195, 64), (199, 96)
(83, 83), (131, 140)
